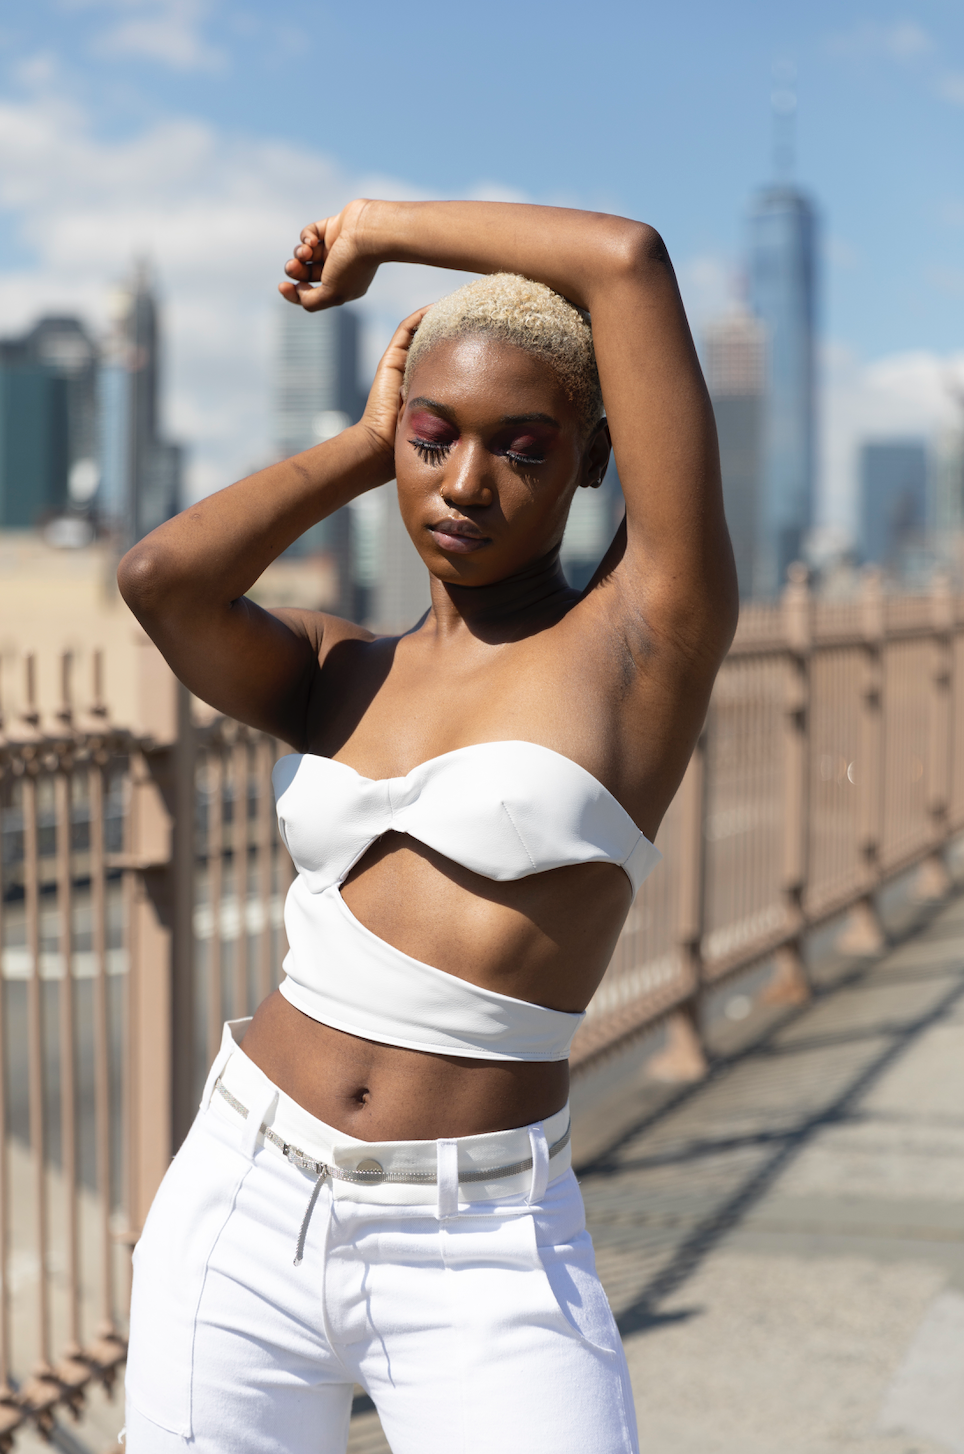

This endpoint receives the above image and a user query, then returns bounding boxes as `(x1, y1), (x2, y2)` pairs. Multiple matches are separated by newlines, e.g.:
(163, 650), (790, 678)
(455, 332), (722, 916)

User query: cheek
(393, 462), (433, 539)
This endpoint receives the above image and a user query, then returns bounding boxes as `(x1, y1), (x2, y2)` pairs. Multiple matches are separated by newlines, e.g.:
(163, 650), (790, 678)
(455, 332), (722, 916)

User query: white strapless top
(273, 741), (661, 1061)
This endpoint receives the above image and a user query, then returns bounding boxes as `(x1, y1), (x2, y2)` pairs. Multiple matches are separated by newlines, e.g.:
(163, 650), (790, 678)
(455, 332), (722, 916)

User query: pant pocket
(442, 1207), (619, 1355)
(125, 1113), (251, 1438)
(533, 1224), (622, 1354)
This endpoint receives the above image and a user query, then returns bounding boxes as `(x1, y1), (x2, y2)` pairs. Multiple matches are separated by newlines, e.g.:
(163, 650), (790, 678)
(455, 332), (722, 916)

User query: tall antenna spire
(771, 60), (797, 182)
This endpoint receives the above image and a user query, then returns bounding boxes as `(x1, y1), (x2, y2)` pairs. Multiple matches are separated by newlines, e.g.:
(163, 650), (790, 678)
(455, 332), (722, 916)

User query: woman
(119, 199), (737, 1453)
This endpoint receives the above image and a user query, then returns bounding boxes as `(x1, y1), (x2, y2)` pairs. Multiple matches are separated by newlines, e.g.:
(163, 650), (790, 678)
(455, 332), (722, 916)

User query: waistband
(204, 1020), (572, 1208)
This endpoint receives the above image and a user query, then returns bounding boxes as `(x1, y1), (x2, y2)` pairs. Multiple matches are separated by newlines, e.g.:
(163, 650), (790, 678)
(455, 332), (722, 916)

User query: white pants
(125, 1024), (639, 1453)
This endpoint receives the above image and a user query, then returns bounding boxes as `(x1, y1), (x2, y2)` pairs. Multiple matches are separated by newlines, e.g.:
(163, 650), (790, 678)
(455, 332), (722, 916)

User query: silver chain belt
(215, 1076), (571, 1186)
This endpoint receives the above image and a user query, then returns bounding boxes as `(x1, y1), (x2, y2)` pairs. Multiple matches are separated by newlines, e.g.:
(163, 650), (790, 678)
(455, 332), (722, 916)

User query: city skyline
(0, 1), (962, 546)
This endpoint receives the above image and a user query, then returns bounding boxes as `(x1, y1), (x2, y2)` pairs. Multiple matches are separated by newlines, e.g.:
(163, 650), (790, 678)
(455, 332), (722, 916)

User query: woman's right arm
(117, 312), (423, 747)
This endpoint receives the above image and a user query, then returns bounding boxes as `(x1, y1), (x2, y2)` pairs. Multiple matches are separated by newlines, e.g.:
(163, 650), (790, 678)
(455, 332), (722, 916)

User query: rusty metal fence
(2, 568), (964, 1447)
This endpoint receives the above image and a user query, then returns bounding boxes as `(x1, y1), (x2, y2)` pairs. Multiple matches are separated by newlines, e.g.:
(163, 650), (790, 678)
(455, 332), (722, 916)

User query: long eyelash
(410, 437), (451, 466)
(506, 451), (545, 468)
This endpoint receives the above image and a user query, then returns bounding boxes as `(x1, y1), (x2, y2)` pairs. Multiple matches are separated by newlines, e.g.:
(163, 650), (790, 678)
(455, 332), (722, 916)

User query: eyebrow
(498, 412), (561, 428)
(408, 398), (561, 430)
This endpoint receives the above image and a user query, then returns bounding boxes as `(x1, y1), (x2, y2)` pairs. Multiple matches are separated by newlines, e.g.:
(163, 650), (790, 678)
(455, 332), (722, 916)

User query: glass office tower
(273, 304), (367, 615)
(98, 268), (182, 544)
(704, 310), (766, 601)
(748, 186), (818, 597)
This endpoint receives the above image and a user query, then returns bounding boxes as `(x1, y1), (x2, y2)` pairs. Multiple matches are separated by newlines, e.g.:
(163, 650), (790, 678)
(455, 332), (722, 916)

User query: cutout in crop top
(273, 741), (662, 1062)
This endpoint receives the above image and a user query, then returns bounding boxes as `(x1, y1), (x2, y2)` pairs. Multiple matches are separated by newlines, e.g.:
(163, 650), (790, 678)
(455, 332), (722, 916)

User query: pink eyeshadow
(409, 412), (458, 443)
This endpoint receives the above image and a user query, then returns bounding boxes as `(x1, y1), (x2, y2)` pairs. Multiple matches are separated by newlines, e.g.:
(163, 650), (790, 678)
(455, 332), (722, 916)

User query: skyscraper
(98, 267), (182, 544)
(747, 186), (818, 597)
(0, 365), (68, 528)
(704, 310), (766, 600)
(273, 305), (367, 614)
(858, 440), (929, 576)
(0, 316), (98, 528)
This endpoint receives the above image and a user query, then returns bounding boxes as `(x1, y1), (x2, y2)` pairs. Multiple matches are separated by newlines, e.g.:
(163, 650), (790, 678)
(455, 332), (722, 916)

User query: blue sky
(1, 0), (963, 534)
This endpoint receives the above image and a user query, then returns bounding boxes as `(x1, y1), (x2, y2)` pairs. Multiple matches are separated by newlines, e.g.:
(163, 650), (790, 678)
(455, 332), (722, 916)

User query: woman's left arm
(283, 199), (738, 669)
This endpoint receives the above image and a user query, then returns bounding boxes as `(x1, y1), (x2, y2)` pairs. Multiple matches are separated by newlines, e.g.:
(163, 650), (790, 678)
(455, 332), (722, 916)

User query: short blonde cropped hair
(403, 273), (603, 432)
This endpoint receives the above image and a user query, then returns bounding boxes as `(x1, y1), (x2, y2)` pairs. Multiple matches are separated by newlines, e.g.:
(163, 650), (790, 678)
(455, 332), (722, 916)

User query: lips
(428, 518), (489, 554)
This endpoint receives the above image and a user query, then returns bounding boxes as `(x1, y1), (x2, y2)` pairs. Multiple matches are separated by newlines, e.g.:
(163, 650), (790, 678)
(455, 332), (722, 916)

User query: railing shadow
(573, 897), (964, 1340)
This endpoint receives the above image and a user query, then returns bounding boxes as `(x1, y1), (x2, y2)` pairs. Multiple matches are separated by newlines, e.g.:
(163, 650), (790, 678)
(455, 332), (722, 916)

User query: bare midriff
(239, 832), (632, 1141)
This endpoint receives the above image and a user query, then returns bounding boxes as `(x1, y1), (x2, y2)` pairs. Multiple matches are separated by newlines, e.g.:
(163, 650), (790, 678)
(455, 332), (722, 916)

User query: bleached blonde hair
(403, 273), (603, 432)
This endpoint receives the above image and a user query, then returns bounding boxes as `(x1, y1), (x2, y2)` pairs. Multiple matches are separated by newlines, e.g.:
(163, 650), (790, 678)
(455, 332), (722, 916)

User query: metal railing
(2, 568), (964, 1446)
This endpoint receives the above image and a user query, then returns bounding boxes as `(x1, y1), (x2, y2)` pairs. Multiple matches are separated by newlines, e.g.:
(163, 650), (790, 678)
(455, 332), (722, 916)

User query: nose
(441, 439), (493, 510)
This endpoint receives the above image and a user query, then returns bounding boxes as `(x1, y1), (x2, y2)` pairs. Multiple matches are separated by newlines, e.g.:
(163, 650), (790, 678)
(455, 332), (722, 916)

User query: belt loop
(199, 1022), (237, 1112)
(436, 1139), (459, 1220)
(240, 1084), (278, 1160)
(526, 1123), (549, 1206)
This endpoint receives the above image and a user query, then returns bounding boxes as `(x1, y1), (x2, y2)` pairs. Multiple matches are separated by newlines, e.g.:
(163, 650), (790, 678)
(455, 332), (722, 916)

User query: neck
(424, 548), (578, 644)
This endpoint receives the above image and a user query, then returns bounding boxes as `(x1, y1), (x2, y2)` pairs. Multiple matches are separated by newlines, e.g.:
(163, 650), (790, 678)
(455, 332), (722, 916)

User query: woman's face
(395, 333), (602, 587)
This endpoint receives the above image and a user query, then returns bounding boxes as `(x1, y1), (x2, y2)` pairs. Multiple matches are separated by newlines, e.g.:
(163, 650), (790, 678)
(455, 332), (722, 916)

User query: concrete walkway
(347, 889), (964, 1454)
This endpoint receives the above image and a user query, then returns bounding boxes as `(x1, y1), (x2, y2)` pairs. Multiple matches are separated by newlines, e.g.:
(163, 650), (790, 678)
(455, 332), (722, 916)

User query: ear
(579, 418), (612, 490)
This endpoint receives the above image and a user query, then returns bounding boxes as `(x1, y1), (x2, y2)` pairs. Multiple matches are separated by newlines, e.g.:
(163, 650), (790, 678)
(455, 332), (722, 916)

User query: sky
(1, 0), (963, 540)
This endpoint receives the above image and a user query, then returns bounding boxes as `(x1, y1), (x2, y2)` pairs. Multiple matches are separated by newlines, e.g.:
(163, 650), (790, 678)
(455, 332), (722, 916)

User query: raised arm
(117, 312), (425, 746)
(284, 200), (738, 666)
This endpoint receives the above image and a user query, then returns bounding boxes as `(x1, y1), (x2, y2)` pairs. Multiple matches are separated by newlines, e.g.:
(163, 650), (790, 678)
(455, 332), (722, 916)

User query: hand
(279, 198), (380, 311)
(359, 307), (431, 458)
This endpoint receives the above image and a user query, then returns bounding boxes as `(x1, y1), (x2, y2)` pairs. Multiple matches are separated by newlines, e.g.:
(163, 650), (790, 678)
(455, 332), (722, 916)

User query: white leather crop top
(273, 741), (661, 1062)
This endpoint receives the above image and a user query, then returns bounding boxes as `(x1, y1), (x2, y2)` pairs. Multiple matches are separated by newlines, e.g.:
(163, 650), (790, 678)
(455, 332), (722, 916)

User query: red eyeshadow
(409, 411), (458, 443)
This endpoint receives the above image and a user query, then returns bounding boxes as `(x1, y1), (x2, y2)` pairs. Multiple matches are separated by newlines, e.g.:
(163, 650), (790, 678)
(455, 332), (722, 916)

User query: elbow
(607, 220), (672, 281)
(117, 542), (177, 621)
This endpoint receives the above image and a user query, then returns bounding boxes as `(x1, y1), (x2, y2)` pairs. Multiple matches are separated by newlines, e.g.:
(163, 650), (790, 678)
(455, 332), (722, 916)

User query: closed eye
(410, 437), (452, 465)
(505, 450), (546, 468)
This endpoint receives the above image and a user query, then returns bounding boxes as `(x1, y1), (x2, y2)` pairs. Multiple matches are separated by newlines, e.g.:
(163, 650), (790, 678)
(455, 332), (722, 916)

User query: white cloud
(820, 344), (964, 539)
(828, 19), (933, 62)
(0, 87), (495, 502)
(63, 0), (225, 72)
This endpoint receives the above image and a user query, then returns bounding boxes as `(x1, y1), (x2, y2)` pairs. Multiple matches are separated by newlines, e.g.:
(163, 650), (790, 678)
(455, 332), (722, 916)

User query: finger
(290, 281), (333, 313)
(299, 220), (329, 257)
(284, 256), (321, 281)
(278, 278), (326, 310)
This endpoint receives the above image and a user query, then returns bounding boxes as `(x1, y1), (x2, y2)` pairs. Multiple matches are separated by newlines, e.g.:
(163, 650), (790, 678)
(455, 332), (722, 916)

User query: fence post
(766, 563), (812, 1005)
(916, 571), (954, 900)
(171, 683), (197, 1147)
(839, 567), (887, 955)
(647, 730), (709, 1082)
(126, 748), (174, 1236)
